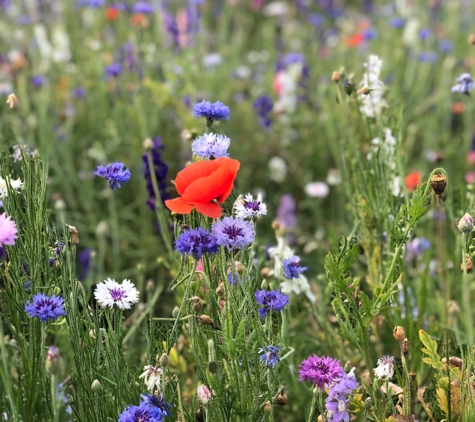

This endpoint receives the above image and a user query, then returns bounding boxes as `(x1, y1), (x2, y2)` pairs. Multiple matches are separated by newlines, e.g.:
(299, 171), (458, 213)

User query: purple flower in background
(362, 28), (377, 41)
(419, 27), (431, 40)
(193, 101), (230, 126)
(164, 13), (180, 51)
(406, 237), (430, 261)
(255, 289), (289, 318)
(95, 162), (131, 190)
(105, 63), (122, 78)
(142, 137), (169, 210)
(418, 51), (439, 63)
(132, 1), (153, 13)
(452, 73), (474, 95)
(24, 293), (66, 322)
(439, 40), (452, 53)
(283, 256), (307, 280)
(212, 217), (255, 250)
(253, 95), (273, 130)
(277, 194), (297, 229)
(308, 13), (324, 26)
(299, 355), (343, 390)
(31, 75), (45, 88)
(78, 0), (104, 7)
(192, 133), (230, 159)
(284, 53), (305, 67)
(79, 247), (92, 280)
(259, 345), (281, 368)
(389, 17), (405, 28)
(118, 404), (157, 422)
(325, 368), (358, 422)
(73, 87), (86, 99)
(0, 213), (18, 246)
(175, 227), (218, 259)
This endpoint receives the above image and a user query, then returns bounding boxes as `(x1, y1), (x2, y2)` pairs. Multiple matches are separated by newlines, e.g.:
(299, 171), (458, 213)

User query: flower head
(140, 394), (172, 417)
(139, 365), (163, 392)
(452, 73), (474, 95)
(24, 293), (66, 323)
(259, 345), (281, 368)
(0, 213), (18, 246)
(298, 355), (344, 391)
(282, 256), (307, 280)
(234, 193), (267, 220)
(0, 177), (23, 199)
(142, 137), (169, 211)
(197, 385), (214, 405)
(175, 227), (218, 259)
(253, 95), (273, 129)
(212, 217), (255, 250)
(94, 278), (139, 310)
(374, 355), (395, 380)
(325, 368), (358, 422)
(406, 237), (430, 261)
(118, 404), (158, 422)
(255, 289), (289, 318)
(94, 162), (131, 190)
(457, 213), (474, 234)
(193, 100), (230, 126)
(165, 157), (240, 219)
(192, 133), (231, 159)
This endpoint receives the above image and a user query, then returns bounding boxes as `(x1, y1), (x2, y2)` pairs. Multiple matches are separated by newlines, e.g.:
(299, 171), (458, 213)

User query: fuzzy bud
(143, 138), (154, 151)
(215, 283), (225, 298)
(199, 315), (219, 330)
(6, 93), (18, 109)
(234, 261), (245, 275)
(393, 326), (406, 342)
(46, 346), (64, 376)
(91, 379), (101, 392)
(260, 267), (272, 278)
(160, 353), (169, 368)
(208, 339), (216, 362)
(276, 389), (288, 406)
(271, 220), (281, 231)
(89, 329), (95, 339)
(364, 397), (372, 410)
(189, 296), (203, 313)
(457, 213), (474, 233)
(331, 71), (341, 83)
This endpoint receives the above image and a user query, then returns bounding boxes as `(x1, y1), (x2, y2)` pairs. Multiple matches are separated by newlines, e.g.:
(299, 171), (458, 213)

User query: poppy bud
(189, 296), (203, 312)
(199, 315), (219, 330)
(215, 283), (225, 298)
(160, 353), (169, 368)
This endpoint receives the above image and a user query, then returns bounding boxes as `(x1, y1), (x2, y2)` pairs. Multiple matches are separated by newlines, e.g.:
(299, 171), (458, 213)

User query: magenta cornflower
(0, 213), (18, 246)
(299, 355), (344, 391)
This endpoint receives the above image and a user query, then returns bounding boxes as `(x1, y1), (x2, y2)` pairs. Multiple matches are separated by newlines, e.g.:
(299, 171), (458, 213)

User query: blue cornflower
(140, 394), (172, 417)
(362, 28), (377, 41)
(419, 27), (431, 40)
(24, 293), (66, 323)
(211, 217), (255, 250)
(95, 162), (131, 190)
(389, 17), (405, 28)
(452, 73), (474, 95)
(105, 63), (122, 78)
(175, 227), (219, 259)
(192, 133), (230, 159)
(308, 13), (324, 26)
(142, 137), (169, 210)
(193, 101), (230, 126)
(255, 289), (289, 318)
(31, 75), (45, 88)
(73, 87), (86, 99)
(78, 0), (104, 7)
(439, 40), (452, 53)
(417, 51), (439, 63)
(132, 1), (153, 13)
(253, 96), (273, 130)
(119, 404), (159, 422)
(282, 256), (307, 280)
(259, 345), (281, 368)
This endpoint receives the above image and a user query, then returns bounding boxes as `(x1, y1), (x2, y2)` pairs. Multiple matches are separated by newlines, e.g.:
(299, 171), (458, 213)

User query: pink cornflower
(197, 385), (214, 405)
(0, 213), (18, 246)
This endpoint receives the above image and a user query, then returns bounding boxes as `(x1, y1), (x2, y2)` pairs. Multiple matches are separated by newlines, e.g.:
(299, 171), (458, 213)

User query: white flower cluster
(0, 177), (23, 199)
(359, 55), (387, 118)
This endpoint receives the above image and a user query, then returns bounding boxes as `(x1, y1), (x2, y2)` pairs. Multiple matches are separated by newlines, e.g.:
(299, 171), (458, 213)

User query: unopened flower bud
(264, 401), (272, 413)
(344, 80), (355, 96)
(146, 279), (155, 292)
(276, 391), (287, 406)
(469, 34), (475, 45)
(208, 361), (219, 373)
(46, 346), (64, 376)
(393, 326), (406, 342)
(195, 405), (205, 422)
(143, 138), (154, 151)
(401, 338), (410, 357)
(91, 379), (101, 392)
(260, 279), (268, 290)
(457, 213), (474, 233)
(54, 199), (66, 211)
(95, 221), (109, 237)
(357, 86), (371, 95)
(431, 171), (447, 196)
(199, 315), (219, 330)
(172, 306), (180, 317)
(89, 329), (95, 339)
(461, 254), (473, 273)
(189, 296), (203, 312)
(215, 283), (225, 298)
(53, 286), (61, 296)
(260, 267), (272, 278)
(447, 300), (460, 315)
(271, 220), (281, 231)
(364, 397), (372, 410)
(331, 71), (341, 83)
(160, 353), (169, 368)
(208, 339), (216, 362)
(234, 261), (245, 275)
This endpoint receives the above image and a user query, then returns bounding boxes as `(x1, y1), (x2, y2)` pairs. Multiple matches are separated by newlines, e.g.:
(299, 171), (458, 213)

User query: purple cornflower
(253, 96), (273, 130)
(282, 256), (307, 280)
(452, 73), (474, 95)
(234, 193), (267, 220)
(0, 213), (18, 246)
(389, 17), (405, 28)
(24, 293), (66, 323)
(142, 138), (169, 210)
(105, 63), (122, 78)
(406, 237), (430, 261)
(193, 101), (230, 126)
(118, 404), (158, 422)
(31, 75), (45, 88)
(255, 289), (289, 318)
(277, 194), (297, 229)
(73, 87), (86, 99)
(132, 1), (153, 13)
(259, 345), (281, 368)
(439, 40), (452, 53)
(78, 0), (104, 7)
(192, 133), (230, 159)
(175, 227), (219, 259)
(211, 217), (255, 250)
(362, 28), (377, 41)
(140, 394), (172, 417)
(94, 162), (131, 190)
(325, 368), (358, 422)
(164, 13), (180, 51)
(79, 248), (92, 280)
(418, 51), (439, 63)
(419, 27), (431, 40)
(298, 355), (343, 391)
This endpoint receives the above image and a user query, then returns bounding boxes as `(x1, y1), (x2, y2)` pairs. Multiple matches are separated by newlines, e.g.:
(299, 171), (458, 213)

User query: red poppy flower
(165, 158), (240, 219)
(344, 33), (364, 48)
(106, 7), (120, 21)
(405, 171), (421, 191)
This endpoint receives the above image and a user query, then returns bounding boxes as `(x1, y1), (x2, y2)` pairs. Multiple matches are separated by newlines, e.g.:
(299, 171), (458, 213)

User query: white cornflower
(374, 356), (395, 380)
(359, 55), (387, 118)
(139, 365), (163, 392)
(0, 177), (23, 199)
(234, 193), (267, 220)
(94, 278), (139, 310)
(304, 182), (330, 198)
(268, 157), (287, 183)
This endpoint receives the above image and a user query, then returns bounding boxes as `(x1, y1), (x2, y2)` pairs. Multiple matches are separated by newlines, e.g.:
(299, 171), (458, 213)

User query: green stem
(51, 374), (59, 422)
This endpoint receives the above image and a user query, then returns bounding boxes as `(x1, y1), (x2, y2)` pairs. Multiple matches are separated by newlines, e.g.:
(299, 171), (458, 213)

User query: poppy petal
(191, 201), (222, 219)
(174, 159), (225, 195)
(182, 158), (240, 203)
(165, 198), (194, 214)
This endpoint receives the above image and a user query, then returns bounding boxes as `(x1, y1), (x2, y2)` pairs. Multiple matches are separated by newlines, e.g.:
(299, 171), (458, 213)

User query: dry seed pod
(393, 326), (406, 342)
(431, 172), (447, 196)
(199, 315), (220, 330)
(331, 71), (341, 83)
(401, 338), (410, 357)
(461, 254), (473, 273)
(442, 356), (463, 370)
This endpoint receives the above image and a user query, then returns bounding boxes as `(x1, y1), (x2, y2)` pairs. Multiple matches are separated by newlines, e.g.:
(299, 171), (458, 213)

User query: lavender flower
(255, 289), (289, 318)
(282, 256), (307, 280)
(105, 63), (122, 78)
(234, 193), (267, 220)
(175, 227), (219, 259)
(259, 345), (281, 368)
(132, 1), (153, 13)
(0, 213), (18, 246)
(253, 95), (273, 130)
(298, 355), (343, 390)
(419, 28), (431, 40)
(325, 368), (358, 422)
(24, 293), (66, 322)
(142, 138), (169, 210)
(212, 217), (255, 250)
(94, 162), (131, 190)
(192, 133), (230, 159)
(452, 73), (474, 95)
(193, 101), (230, 126)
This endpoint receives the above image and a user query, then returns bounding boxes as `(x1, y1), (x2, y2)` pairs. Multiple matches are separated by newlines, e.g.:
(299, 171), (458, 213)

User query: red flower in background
(106, 7), (120, 21)
(165, 158), (240, 219)
(405, 172), (421, 191)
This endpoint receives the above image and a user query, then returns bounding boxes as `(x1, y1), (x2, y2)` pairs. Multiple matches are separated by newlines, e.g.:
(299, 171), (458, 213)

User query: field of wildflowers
(1, 0), (475, 421)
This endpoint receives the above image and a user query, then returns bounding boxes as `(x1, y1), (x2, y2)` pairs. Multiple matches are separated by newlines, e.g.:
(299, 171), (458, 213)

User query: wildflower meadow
(1, 0), (475, 421)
